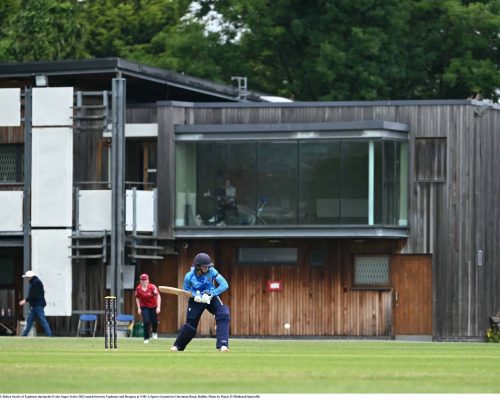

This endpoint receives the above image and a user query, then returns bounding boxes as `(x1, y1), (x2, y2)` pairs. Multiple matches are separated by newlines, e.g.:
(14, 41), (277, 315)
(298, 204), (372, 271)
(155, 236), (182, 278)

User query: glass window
(383, 141), (398, 225)
(0, 257), (15, 287)
(175, 142), (198, 226)
(373, 141), (384, 224)
(174, 136), (408, 229)
(125, 140), (157, 189)
(354, 256), (390, 286)
(195, 142), (216, 224)
(194, 142), (257, 226)
(299, 141), (340, 224)
(383, 141), (408, 226)
(340, 141), (368, 224)
(145, 142), (157, 187)
(399, 142), (408, 226)
(257, 142), (297, 225)
(214, 143), (256, 226)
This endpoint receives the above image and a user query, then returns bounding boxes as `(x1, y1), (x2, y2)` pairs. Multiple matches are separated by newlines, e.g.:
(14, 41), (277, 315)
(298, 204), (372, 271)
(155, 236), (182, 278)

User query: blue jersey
(183, 266), (229, 297)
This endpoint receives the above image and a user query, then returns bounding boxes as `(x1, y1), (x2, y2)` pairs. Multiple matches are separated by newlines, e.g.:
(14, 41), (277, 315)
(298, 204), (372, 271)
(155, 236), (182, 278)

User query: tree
(84, 0), (241, 84)
(1, 0), (87, 61)
(0, 0), (20, 61)
(195, 0), (500, 100)
(80, 0), (191, 58)
(0, 0), (498, 101)
(192, 0), (418, 100)
(408, 0), (500, 100)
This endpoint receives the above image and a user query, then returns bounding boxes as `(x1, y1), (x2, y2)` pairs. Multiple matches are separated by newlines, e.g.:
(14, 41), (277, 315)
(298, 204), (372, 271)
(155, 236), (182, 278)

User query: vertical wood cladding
(63, 101), (499, 338)
(415, 138), (447, 182)
(126, 107), (157, 124)
(68, 258), (179, 335)
(174, 238), (405, 337)
(174, 103), (500, 338)
(0, 127), (23, 144)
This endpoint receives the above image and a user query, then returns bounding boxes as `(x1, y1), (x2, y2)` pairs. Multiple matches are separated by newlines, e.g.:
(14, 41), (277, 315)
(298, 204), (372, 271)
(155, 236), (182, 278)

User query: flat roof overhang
(174, 226), (409, 239)
(175, 120), (409, 141)
(0, 58), (264, 102)
(163, 98), (500, 109)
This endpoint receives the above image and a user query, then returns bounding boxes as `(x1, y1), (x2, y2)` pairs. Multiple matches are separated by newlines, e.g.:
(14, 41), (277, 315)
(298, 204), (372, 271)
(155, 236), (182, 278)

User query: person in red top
(135, 273), (161, 344)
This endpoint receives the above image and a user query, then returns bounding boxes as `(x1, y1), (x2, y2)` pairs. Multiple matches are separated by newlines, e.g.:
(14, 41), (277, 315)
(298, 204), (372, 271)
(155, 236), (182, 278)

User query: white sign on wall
(31, 229), (72, 316)
(0, 88), (21, 126)
(31, 127), (73, 227)
(32, 87), (73, 126)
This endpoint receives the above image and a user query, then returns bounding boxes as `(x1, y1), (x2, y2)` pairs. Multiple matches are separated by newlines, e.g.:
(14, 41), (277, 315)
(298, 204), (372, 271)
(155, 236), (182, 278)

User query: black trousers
(141, 306), (158, 340)
(185, 296), (224, 328)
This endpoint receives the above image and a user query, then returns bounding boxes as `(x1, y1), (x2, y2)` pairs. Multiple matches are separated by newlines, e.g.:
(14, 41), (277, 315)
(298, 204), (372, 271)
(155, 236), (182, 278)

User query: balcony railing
(75, 183), (157, 234)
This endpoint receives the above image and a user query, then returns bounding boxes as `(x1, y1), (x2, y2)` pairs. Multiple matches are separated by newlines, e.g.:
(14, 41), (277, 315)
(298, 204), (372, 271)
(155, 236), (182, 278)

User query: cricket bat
(158, 286), (191, 297)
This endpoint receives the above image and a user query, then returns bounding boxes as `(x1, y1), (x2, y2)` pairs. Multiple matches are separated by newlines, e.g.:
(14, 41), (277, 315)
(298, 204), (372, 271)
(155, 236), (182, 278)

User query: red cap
(140, 273), (149, 281)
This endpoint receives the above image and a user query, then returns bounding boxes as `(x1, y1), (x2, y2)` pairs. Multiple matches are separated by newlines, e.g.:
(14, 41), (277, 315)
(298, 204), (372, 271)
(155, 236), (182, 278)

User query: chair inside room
(116, 314), (134, 337)
(76, 314), (98, 337)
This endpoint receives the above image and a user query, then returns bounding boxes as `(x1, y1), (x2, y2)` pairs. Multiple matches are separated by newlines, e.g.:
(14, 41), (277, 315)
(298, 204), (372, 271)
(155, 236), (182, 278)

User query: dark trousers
(174, 296), (230, 350)
(141, 306), (158, 340)
(185, 296), (223, 328)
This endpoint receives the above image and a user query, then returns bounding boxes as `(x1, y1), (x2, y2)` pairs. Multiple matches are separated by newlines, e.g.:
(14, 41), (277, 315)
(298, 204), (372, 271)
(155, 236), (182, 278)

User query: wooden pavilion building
(0, 59), (498, 340)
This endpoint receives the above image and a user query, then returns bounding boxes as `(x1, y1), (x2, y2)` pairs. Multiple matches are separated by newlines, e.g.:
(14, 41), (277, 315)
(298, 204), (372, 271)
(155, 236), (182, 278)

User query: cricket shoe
(152, 333), (158, 339)
(144, 339), (149, 344)
(219, 346), (229, 352)
(170, 345), (179, 352)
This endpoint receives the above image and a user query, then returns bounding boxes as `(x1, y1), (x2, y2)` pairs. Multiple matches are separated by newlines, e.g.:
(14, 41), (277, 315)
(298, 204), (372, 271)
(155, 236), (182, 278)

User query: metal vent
(354, 256), (390, 285)
(0, 145), (20, 182)
(238, 247), (297, 264)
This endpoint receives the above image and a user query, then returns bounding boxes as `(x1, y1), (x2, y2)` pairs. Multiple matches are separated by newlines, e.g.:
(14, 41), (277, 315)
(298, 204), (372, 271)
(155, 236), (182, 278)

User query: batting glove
(194, 290), (203, 303)
(201, 293), (212, 304)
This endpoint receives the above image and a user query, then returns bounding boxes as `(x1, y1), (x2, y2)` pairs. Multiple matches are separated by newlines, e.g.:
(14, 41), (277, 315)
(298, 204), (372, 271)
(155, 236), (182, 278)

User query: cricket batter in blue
(170, 253), (230, 352)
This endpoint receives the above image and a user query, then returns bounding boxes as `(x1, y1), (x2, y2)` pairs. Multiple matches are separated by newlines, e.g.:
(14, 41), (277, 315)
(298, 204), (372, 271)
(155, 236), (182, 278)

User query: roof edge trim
(175, 120), (410, 134)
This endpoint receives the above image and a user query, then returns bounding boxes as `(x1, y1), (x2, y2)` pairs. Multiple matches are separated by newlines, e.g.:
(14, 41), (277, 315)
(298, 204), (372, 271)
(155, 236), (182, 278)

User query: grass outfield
(0, 337), (499, 393)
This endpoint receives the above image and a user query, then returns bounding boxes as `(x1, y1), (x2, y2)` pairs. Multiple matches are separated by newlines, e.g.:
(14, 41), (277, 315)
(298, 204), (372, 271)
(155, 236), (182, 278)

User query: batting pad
(215, 305), (230, 349)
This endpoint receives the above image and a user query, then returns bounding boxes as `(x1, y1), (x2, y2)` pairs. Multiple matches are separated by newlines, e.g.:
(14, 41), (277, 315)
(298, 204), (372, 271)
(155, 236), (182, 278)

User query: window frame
(352, 254), (392, 289)
(174, 121), (410, 237)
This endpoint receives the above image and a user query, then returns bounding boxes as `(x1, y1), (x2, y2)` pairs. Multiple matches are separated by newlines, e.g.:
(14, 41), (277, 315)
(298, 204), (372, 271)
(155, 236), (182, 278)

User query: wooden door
(391, 255), (432, 335)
